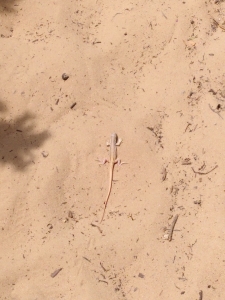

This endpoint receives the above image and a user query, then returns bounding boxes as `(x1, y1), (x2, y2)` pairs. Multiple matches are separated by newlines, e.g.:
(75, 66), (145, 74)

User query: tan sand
(1, 0), (225, 299)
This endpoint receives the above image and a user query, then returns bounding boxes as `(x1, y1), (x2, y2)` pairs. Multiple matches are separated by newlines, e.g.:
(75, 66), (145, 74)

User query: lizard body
(99, 133), (122, 222)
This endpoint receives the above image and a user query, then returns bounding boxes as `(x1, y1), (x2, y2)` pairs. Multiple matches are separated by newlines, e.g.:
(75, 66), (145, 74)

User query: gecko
(98, 133), (123, 223)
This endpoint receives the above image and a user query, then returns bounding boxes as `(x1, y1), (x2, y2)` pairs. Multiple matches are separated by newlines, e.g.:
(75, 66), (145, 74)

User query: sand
(1, 0), (225, 299)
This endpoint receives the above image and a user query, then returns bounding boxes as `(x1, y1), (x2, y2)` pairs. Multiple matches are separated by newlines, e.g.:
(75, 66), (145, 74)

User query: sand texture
(1, 0), (225, 299)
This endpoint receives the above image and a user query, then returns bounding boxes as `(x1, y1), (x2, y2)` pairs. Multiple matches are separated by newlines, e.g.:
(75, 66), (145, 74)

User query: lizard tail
(100, 164), (114, 223)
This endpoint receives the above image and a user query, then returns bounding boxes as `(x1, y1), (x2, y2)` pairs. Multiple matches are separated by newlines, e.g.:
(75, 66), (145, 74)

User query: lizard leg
(115, 159), (127, 166)
(116, 138), (122, 146)
(96, 158), (109, 165)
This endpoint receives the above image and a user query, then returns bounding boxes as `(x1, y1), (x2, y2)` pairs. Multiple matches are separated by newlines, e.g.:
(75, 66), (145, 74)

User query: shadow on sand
(0, 104), (50, 170)
(0, 0), (19, 13)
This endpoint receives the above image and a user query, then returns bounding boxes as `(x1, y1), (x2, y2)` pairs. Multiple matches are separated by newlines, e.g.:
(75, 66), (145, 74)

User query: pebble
(62, 73), (69, 80)
(42, 151), (49, 158)
(220, 89), (225, 98)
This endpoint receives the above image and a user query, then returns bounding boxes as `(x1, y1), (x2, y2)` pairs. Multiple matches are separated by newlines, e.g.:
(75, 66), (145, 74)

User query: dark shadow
(0, 100), (7, 112)
(0, 111), (50, 170)
(0, 0), (19, 13)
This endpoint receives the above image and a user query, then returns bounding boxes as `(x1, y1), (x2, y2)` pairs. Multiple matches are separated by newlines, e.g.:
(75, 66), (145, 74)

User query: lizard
(98, 133), (123, 223)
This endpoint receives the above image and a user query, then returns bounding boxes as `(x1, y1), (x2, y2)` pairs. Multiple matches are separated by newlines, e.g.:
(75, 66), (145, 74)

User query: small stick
(168, 214), (179, 242)
(100, 262), (109, 272)
(209, 14), (225, 31)
(209, 104), (223, 119)
(83, 257), (91, 263)
(51, 268), (62, 278)
(92, 40), (101, 45)
(199, 290), (203, 300)
(70, 102), (77, 109)
(192, 165), (218, 175)
(184, 122), (191, 132)
(111, 12), (122, 21)
(147, 126), (158, 137)
(91, 223), (103, 233)
(98, 279), (108, 284)
(161, 167), (167, 181)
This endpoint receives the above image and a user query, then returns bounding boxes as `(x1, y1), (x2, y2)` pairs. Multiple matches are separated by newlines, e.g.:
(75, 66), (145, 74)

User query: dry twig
(83, 257), (91, 263)
(168, 214), (179, 242)
(209, 14), (225, 31)
(91, 223), (103, 233)
(192, 165), (218, 175)
(161, 167), (167, 181)
(209, 104), (223, 119)
(51, 268), (62, 278)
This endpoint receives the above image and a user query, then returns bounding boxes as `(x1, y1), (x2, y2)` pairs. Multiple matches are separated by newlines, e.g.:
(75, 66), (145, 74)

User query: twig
(161, 167), (167, 181)
(209, 104), (223, 119)
(51, 268), (62, 278)
(168, 214), (179, 242)
(111, 12), (122, 21)
(92, 40), (101, 45)
(100, 262), (109, 272)
(70, 102), (77, 109)
(83, 257), (91, 263)
(192, 165), (218, 175)
(209, 14), (225, 31)
(199, 290), (203, 300)
(184, 122), (191, 132)
(147, 126), (158, 137)
(91, 223), (103, 233)
(98, 279), (108, 284)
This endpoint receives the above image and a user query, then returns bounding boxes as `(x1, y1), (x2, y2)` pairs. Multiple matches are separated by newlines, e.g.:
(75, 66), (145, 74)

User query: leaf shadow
(0, 111), (50, 170)
(0, 101), (7, 112)
(0, 0), (19, 13)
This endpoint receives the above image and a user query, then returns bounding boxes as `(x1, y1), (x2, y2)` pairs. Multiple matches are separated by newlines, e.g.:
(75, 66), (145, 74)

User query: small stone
(138, 273), (145, 278)
(208, 88), (217, 95)
(68, 211), (73, 218)
(42, 151), (49, 158)
(194, 200), (201, 205)
(62, 73), (69, 80)
(47, 223), (53, 229)
(163, 234), (169, 240)
(220, 89), (225, 98)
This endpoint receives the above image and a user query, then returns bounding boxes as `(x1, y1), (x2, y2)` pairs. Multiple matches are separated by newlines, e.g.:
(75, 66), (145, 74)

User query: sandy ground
(1, 0), (225, 299)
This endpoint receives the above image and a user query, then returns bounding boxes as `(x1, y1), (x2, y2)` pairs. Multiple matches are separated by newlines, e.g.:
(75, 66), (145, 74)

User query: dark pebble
(62, 73), (69, 80)
(138, 273), (145, 278)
